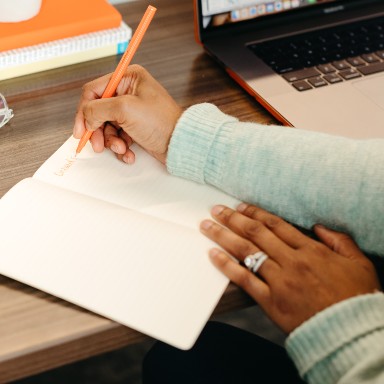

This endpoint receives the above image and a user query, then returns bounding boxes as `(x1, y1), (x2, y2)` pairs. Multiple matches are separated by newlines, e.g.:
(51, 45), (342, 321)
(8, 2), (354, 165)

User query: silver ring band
(244, 251), (269, 274)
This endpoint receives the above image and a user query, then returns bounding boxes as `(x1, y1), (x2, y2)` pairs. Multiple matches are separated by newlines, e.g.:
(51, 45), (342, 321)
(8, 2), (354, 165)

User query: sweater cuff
(166, 103), (238, 183)
(286, 292), (384, 384)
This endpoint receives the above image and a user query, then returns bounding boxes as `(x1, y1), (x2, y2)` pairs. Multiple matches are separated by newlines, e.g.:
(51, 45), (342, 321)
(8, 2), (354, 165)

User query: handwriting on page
(54, 155), (77, 176)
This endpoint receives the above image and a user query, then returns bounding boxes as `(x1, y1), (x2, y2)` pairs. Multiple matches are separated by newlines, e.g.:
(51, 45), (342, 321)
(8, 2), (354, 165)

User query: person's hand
(73, 65), (183, 164)
(200, 204), (381, 333)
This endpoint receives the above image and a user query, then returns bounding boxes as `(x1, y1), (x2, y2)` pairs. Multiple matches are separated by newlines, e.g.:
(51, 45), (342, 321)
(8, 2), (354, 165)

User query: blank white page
(0, 178), (229, 350)
(34, 136), (240, 229)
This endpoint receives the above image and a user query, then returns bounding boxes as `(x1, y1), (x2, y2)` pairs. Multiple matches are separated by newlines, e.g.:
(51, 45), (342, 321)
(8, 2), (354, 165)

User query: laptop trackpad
(353, 76), (384, 110)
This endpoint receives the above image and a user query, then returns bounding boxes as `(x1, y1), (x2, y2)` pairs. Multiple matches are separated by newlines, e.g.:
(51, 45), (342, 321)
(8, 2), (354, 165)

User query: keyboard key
(308, 76), (328, 87)
(361, 53), (380, 63)
(317, 64), (336, 74)
(333, 60), (350, 70)
(282, 67), (320, 82)
(346, 57), (366, 66)
(292, 81), (312, 91)
(339, 68), (362, 80)
(356, 45), (374, 54)
(358, 61), (384, 75)
(324, 73), (343, 84)
(273, 61), (303, 74)
(376, 50), (384, 59)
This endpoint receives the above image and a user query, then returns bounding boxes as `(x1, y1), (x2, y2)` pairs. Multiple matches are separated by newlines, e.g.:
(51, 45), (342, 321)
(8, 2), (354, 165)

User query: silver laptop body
(195, 0), (384, 138)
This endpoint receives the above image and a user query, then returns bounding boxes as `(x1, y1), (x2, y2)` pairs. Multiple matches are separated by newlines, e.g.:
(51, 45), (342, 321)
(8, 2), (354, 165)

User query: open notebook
(0, 136), (239, 350)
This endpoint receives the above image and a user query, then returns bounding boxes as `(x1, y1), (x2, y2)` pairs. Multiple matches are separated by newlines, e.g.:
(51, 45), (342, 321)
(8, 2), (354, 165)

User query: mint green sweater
(166, 103), (384, 384)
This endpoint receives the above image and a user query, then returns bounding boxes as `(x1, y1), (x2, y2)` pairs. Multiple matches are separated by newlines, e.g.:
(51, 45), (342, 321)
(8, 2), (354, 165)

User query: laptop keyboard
(248, 16), (384, 91)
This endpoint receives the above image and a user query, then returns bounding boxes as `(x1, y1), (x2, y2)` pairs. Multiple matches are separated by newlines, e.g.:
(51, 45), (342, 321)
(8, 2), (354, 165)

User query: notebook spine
(0, 22), (131, 69)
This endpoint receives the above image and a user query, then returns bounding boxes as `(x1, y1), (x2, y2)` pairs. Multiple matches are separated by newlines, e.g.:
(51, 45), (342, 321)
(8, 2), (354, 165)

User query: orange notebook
(0, 0), (122, 51)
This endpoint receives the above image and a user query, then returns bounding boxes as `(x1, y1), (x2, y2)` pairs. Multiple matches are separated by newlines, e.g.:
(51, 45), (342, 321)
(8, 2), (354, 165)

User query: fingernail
(123, 155), (134, 164)
(73, 123), (83, 138)
(211, 205), (225, 216)
(209, 248), (221, 259)
(73, 125), (80, 138)
(200, 220), (213, 230)
(111, 145), (119, 153)
(237, 203), (248, 212)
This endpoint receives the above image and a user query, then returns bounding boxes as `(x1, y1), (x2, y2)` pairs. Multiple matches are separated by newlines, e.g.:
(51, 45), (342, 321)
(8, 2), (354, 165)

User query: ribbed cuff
(166, 103), (238, 183)
(286, 292), (384, 384)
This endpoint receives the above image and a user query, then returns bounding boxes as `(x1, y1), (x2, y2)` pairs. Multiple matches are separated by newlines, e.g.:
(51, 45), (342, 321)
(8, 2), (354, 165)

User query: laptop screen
(201, 0), (346, 29)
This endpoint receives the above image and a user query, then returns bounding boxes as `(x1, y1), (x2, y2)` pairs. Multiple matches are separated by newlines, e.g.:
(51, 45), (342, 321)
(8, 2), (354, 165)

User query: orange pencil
(76, 5), (157, 155)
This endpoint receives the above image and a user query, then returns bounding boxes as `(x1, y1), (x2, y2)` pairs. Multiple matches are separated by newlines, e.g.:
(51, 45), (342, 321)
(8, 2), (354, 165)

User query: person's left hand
(200, 204), (381, 333)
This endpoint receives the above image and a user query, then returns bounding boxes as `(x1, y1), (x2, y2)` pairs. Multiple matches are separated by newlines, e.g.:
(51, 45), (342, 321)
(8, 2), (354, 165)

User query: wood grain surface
(0, 0), (277, 381)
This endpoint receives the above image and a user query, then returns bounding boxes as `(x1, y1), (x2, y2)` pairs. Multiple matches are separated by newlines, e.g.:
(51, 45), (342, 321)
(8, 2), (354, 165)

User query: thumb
(82, 94), (137, 132)
(314, 225), (366, 261)
(73, 72), (117, 138)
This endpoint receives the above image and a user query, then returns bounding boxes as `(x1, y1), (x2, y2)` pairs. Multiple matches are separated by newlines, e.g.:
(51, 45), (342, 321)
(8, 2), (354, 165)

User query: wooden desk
(0, 0), (278, 382)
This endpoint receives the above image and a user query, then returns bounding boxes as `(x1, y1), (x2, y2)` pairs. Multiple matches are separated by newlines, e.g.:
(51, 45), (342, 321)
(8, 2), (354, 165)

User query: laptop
(194, 0), (384, 138)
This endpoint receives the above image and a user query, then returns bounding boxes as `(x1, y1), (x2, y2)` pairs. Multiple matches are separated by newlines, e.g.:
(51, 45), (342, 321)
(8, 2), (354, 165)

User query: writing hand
(201, 204), (381, 333)
(73, 65), (182, 164)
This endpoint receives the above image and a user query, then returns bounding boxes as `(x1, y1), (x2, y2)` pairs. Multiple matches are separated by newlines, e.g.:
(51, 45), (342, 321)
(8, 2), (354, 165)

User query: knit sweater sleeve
(286, 292), (384, 384)
(166, 103), (384, 256)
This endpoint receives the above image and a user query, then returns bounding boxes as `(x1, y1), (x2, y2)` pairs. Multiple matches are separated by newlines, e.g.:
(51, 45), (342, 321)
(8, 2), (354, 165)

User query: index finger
(237, 204), (309, 249)
(211, 206), (293, 264)
(73, 73), (113, 139)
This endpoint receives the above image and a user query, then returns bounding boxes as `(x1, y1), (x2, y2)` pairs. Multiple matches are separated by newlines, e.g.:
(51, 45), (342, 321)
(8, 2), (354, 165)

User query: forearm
(286, 293), (384, 384)
(167, 103), (384, 256)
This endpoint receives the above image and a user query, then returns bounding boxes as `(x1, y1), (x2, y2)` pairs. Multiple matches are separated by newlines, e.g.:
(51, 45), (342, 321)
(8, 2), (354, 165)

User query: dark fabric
(143, 321), (305, 384)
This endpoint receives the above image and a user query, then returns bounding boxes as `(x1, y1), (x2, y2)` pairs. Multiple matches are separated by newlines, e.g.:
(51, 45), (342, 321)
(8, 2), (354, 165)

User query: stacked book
(0, 0), (132, 81)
